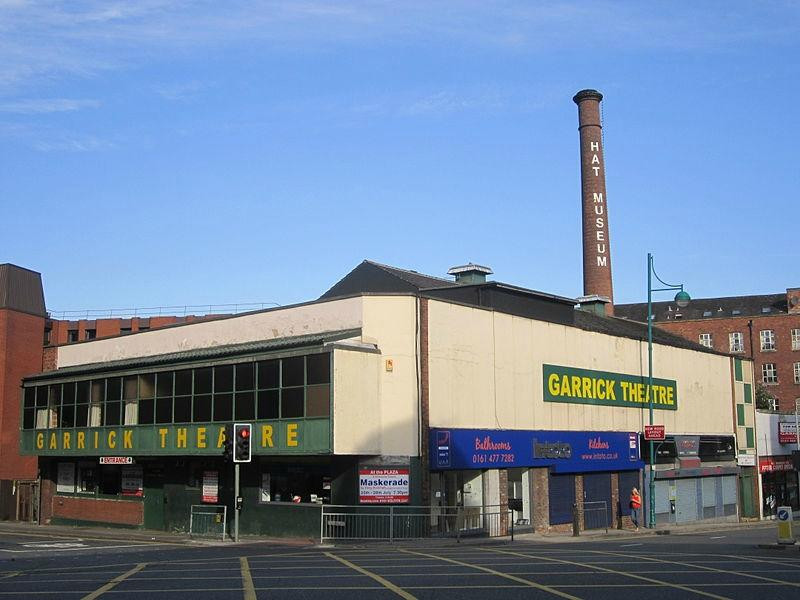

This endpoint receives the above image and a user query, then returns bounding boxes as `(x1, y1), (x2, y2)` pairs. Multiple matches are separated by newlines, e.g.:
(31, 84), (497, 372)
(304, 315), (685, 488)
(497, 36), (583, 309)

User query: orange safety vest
(630, 491), (642, 509)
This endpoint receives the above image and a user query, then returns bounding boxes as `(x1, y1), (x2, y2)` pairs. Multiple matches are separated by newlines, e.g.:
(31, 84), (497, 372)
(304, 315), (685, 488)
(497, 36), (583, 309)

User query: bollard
(572, 503), (580, 537)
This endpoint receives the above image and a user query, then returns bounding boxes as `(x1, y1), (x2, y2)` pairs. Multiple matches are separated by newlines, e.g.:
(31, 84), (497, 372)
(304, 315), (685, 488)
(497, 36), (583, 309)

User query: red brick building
(0, 263), (221, 520)
(616, 288), (800, 413)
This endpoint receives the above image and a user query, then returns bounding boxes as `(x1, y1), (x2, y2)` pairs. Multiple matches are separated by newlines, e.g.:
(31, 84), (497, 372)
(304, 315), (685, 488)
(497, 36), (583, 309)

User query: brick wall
(52, 496), (143, 526)
(657, 313), (800, 412)
(0, 309), (43, 480)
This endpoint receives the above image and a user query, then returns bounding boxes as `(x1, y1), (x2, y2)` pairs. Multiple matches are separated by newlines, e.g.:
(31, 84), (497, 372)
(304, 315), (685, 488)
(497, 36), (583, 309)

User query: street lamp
(647, 252), (690, 529)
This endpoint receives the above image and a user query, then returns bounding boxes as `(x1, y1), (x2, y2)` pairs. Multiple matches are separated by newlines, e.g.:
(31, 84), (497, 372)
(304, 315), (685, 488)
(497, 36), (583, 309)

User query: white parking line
(0, 543), (173, 554)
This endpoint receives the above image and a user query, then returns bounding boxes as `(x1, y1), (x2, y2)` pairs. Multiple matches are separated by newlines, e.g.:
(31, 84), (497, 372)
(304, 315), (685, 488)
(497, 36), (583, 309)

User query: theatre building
(21, 261), (748, 535)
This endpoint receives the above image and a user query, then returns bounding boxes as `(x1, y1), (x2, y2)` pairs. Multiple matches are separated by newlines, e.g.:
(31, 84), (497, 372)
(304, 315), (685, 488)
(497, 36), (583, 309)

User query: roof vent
(447, 263), (493, 285)
(576, 295), (611, 317)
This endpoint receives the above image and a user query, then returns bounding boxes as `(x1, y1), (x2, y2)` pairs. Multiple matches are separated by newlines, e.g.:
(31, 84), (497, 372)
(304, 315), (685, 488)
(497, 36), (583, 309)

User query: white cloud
(0, 97), (100, 113)
(0, 1), (797, 92)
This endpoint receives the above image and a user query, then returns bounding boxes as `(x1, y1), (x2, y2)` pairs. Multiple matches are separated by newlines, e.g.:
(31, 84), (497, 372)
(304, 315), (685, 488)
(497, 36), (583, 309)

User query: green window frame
(744, 383), (752, 404)
(734, 358), (743, 382)
(745, 427), (754, 449)
(737, 404), (745, 427)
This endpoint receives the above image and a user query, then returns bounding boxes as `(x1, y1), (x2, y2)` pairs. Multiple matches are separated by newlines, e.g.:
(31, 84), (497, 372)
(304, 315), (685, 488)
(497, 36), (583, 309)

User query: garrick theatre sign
(20, 420), (330, 456)
(543, 364), (678, 410)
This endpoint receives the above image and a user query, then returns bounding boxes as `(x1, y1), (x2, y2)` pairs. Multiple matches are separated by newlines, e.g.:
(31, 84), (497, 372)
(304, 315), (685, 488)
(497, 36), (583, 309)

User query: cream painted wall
(333, 348), (381, 455)
(56, 297), (363, 367)
(361, 296), (420, 457)
(428, 300), (735, 436)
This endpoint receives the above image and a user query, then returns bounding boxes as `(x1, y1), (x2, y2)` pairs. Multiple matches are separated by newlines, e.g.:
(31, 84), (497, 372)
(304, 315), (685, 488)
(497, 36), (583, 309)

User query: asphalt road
(1, 523), (799, 599)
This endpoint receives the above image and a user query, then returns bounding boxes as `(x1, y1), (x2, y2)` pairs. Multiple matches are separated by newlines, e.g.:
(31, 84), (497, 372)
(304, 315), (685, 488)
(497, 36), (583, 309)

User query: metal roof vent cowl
(447, 263), (493, 285)
(576, 295), (611, 317)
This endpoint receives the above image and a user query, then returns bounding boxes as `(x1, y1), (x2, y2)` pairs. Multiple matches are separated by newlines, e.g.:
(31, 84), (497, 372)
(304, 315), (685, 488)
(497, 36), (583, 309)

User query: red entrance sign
(644, 425), (665, 441)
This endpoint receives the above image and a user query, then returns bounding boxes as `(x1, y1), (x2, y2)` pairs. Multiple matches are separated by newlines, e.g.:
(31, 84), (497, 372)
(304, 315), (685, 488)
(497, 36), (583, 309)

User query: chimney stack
(573, 89), (614, 315)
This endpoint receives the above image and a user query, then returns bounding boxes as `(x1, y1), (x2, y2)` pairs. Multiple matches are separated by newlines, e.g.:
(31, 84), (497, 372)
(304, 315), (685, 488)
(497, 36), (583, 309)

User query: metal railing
(189, 504), (227, 541)
(47, 302), (281, 320)
(583, 500), (609, 532)
(320, 504), (513, 542)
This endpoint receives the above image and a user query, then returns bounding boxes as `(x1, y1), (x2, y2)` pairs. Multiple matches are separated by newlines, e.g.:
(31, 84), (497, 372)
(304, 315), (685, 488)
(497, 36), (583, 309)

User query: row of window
(22, 353), (331, 430)
(760, 362), (800, 385)
(698, 328), (800, 353)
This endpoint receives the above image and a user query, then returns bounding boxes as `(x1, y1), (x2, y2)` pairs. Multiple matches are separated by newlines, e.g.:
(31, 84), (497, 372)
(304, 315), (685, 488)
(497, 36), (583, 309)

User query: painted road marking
(485, 548), (731, 600)
(590, 549), (800, 589)
(709, 536), (726, 540)
(81, 563), (147, 600)
(325, 552), (417, 599)
(399, 549), (580, 600)
(240, 557), (256, 600)
(22, 542), (88, 548)
(0, 542), (174, 554)
(619, 543), (643, 547)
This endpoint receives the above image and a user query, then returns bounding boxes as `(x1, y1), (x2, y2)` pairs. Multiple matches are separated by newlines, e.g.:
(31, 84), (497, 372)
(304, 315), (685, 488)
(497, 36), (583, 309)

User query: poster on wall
(121, 465), (143, 497)
(57, 462), (75, 494)
(202, 471), (219, 503)
(778, 422), (797, 444)
(260, 473), (271, 503)
(359, 468), (410, 504)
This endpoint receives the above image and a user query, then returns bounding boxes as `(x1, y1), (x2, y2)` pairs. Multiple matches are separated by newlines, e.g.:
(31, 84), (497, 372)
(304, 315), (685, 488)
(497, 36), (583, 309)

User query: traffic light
(222, 424), (233, 461)
(233, 423), (252, 463)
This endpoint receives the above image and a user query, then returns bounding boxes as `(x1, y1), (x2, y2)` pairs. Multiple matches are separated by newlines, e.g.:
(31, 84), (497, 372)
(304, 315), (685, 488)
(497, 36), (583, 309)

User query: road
(1, 523), (798, 599)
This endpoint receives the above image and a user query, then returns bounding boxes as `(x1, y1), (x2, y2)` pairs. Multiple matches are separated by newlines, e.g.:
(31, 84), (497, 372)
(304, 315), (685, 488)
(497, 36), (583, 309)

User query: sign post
(776, 506), (795, 545)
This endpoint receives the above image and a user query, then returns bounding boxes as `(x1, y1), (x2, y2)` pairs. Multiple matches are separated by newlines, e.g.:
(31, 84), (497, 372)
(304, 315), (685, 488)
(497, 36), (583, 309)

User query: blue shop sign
(431, 428), (642, 473)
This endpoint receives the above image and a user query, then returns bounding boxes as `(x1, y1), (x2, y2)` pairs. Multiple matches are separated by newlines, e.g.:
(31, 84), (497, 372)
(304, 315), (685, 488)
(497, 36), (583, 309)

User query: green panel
(746, 427), (754, 448)
(744, 383), (752, 404)
(736, 404), (745, 426)
(543, 364), (678, 411)
(734, 358), (743, 382)
(20, 418), (331, 457)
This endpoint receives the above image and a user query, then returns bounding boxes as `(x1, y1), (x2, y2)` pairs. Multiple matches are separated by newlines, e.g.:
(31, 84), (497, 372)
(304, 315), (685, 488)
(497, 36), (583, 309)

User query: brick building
(0, 263), (222, 520)
(616, 288), (800, 413)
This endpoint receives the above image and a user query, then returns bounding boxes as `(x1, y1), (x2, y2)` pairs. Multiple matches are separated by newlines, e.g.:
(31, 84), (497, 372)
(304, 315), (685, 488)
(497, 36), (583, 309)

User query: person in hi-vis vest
(630, 487), (642, 531)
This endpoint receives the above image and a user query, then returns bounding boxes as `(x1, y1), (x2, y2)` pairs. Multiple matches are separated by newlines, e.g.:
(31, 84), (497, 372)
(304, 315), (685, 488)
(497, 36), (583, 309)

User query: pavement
(0, 517), (780, 548)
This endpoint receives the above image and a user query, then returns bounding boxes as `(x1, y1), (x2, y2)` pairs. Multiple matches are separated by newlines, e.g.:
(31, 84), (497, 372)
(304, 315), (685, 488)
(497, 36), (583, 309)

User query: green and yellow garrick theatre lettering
(543, 364), (677, 410)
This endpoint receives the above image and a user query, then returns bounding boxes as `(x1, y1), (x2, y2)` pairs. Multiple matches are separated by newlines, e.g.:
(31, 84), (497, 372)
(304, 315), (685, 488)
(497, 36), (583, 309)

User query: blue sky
(1, 1), (798, 314)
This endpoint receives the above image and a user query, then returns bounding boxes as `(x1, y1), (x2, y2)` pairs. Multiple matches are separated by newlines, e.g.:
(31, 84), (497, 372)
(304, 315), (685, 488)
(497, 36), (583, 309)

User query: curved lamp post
(647, 253), (690, 529)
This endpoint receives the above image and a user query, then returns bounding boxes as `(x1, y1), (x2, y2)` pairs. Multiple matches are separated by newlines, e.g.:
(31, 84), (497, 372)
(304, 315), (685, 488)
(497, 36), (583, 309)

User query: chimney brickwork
(573, 89), (614, 315)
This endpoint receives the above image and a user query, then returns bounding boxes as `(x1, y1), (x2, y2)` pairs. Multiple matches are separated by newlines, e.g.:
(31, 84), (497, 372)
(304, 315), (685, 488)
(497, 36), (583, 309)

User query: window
(760, 330), (776, 351)
(761, 307), (772, 314)
(762, 363), (778, 384)
(120, 327), (132, 334)
(67, 329), (78, 343)
(43, 328), (51, 345)
(795, 362), (800, 385)
(702, 310), (712, 317)
(792, 329), (800, 351)
(22, 352), (332, 429)
(699, 333), (713, 348)
(729, 332), (744, 353)
(732, 309), (741, 315)
(85, 329), (96, 340)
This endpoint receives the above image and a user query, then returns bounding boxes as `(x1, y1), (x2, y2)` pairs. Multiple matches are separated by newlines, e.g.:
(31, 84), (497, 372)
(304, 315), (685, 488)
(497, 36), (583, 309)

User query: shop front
(759, 456), (799, 517)
(22, 343), (366, 537)
(429, 427), (643, 532)
(642, 434), (739, 525)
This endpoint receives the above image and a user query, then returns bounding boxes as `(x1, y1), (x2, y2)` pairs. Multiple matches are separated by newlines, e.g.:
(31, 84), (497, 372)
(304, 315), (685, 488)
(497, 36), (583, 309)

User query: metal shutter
(548, 472), (575, 525)
(676, 478), (700, 523)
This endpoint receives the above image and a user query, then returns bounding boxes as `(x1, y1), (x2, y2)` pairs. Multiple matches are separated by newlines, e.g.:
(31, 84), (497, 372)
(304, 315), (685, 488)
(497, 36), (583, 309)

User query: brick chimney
(573, 89), (614, 315)
(788, 288), (800, 315)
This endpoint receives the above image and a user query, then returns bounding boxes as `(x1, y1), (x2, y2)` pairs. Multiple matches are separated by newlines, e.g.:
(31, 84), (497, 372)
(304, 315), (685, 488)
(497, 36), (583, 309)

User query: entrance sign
(644, 425), (665, 441)
(202, 471), (219, 503)
(543, 364), (678, 410)
(100, 456), (133, 465)
(777, 506), (795, 545)
(359, 468), (410, 504)
(430, 428), (643, 472)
